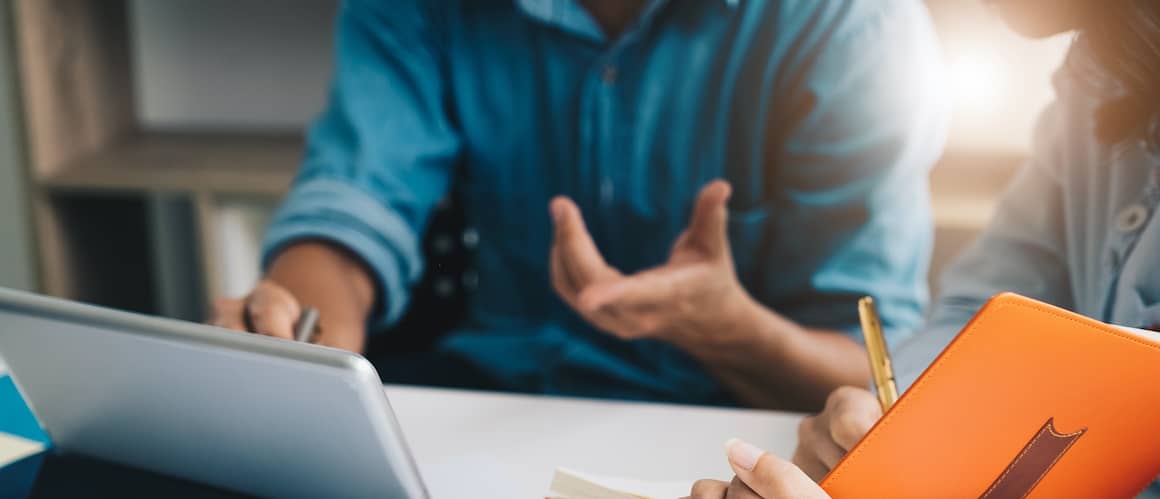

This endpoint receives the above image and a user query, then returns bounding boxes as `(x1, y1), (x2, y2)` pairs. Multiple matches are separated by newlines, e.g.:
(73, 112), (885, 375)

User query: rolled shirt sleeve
(760, 0), (949, 345)
(262, 0), (461, 329)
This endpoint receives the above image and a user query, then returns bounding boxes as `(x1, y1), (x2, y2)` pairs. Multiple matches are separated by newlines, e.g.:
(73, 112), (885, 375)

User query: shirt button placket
(597, 60), (618, 209)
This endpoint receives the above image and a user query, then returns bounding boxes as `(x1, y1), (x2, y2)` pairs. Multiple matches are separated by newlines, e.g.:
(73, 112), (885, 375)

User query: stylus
(294, 307), (321, 343)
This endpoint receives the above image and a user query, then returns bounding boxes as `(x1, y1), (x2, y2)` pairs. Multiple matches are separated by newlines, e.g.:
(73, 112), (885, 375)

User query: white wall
(213, 197), (279, 299)
(0, 3), (36, 293)
(129, 0), (1074, 154)
(130, 0), (336, 131)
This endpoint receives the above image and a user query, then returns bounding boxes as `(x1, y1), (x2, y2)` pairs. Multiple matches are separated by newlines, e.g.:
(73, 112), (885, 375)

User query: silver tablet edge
(0, 286), (363, 372)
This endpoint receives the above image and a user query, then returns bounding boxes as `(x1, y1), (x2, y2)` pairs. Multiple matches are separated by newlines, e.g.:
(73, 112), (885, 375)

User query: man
(213, 0), (946, 410)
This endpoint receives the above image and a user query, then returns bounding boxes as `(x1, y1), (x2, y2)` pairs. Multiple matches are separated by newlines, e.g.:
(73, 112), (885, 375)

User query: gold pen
(858, 296), (898, 412)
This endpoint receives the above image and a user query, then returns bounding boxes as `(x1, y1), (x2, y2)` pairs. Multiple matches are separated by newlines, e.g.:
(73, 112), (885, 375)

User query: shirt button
(461, 228), (480, 249)
(1116, 204), (1149, 233)
(432, 234), (455, 255)
(433, 276), (457, 298)
(461, 270), (479, 291)
(601, 65), (618, 84)
(600, 178), (615, 204)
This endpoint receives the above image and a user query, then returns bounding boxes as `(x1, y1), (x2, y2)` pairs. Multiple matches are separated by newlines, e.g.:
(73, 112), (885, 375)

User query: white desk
(385, 385), (803, 498)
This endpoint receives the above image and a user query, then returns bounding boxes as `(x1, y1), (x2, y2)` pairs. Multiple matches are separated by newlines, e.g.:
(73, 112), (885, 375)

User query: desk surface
(386, 385), (803, 498)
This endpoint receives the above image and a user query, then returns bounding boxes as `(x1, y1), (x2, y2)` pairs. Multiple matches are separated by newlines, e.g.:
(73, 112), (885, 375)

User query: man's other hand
(212, 280), (303, 341)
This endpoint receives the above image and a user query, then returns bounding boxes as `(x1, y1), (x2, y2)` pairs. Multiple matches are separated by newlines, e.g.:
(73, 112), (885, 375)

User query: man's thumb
(685, 180), (731, 255)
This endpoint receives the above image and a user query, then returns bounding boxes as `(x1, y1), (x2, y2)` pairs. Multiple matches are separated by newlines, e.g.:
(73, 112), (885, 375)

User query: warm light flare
(948, 53), (1000, 111)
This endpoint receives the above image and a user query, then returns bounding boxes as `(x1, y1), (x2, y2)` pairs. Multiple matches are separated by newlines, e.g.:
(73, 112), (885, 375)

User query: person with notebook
(687, 0), (1160, 496)
(210, 0), (947, 409)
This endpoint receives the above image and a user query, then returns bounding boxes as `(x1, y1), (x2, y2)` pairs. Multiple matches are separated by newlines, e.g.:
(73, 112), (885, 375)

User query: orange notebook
(822, 293), (1160, 498)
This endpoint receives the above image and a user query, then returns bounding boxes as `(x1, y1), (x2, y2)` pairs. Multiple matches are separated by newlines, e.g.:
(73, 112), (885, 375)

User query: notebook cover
(821, 293), (1160, 498)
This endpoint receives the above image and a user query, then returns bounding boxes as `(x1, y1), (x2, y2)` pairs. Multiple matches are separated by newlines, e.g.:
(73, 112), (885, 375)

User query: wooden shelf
(11, 0), (307, 313)
(37, 133), (302, 196)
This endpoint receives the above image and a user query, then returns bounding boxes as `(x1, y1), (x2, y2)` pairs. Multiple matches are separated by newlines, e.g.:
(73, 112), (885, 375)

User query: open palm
(549, 181), (755, 349)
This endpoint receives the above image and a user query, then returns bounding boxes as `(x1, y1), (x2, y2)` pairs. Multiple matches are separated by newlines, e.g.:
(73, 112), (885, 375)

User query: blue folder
(0, 374), (50, 499)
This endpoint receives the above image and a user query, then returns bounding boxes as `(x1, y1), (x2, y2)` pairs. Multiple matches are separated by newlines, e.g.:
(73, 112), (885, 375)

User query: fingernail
(725, 438), (764, 471)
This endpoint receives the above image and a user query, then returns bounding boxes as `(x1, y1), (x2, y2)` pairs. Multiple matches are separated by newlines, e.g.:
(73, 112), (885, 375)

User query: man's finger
(577, 264), (704, 313)
(588, 301), (659, 340)
(726, 439), (831, 499)
(550, 196), (614, 288)
(556, 250), (651, 338)
(210, 298), (247, 330)
(550, 246), (579, 306)
(825, 387), (882, 451)
(684, 180), (732, 256)
(245, 282), (301, 339)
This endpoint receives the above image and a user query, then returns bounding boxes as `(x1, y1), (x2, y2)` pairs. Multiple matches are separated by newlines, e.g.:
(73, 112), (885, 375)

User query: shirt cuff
(260, 177), (423, 330)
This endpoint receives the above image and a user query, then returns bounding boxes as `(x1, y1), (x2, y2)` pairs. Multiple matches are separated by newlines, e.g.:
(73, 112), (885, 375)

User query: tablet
(0, 287), (428, 498)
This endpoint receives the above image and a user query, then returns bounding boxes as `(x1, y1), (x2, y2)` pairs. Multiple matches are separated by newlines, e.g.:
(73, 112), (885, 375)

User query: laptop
(0, 287), (428, 498)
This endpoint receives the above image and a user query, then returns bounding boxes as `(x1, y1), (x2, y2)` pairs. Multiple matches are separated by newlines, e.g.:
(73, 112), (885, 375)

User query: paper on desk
(0, 432), (45, 468)
(548, 467), (695, 499)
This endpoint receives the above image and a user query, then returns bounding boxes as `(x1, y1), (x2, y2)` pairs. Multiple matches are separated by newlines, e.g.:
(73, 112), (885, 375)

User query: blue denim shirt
(263, 0), (947, 404)
(896, 44), (1160, 391)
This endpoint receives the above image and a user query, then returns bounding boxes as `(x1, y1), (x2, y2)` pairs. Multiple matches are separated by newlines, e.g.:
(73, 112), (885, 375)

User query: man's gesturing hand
(549, 180), (758, 355)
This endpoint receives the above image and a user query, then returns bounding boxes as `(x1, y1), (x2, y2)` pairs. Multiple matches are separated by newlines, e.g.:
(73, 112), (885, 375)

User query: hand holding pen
(211, 280), (322, 343)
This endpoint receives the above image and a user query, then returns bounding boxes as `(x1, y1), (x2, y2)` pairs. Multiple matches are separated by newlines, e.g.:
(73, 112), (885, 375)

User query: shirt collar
(515, 0), (604, 42)
(515, 0), (740, 43)
(517, 0), (740, 14)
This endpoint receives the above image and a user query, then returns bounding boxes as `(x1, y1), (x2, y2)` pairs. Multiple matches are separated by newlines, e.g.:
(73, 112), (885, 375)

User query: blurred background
(0, 0), (1071, 323)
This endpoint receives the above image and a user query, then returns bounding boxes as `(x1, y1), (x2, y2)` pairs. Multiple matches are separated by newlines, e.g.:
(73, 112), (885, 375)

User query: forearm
(265, 241), (377, 352)
(688, 298), (870, 412)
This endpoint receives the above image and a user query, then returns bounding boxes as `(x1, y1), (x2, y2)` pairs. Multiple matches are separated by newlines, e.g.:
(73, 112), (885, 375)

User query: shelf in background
(37, 133), (303, 196)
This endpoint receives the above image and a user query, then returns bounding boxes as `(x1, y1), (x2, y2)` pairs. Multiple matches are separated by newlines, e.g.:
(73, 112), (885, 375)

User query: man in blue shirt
(212, 0), (947, 410)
